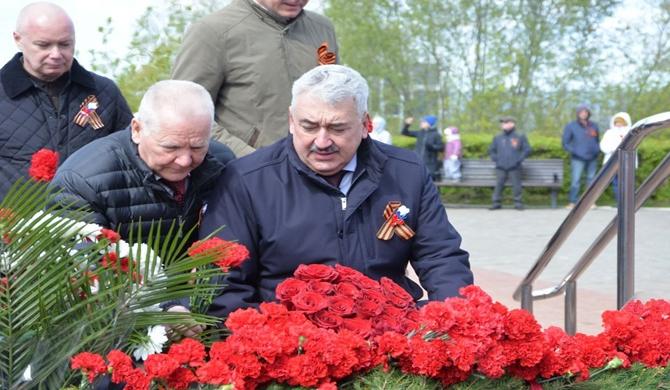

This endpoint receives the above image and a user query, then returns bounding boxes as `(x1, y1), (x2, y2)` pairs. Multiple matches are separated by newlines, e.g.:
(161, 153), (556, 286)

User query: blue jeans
(569, 158), (598, 203)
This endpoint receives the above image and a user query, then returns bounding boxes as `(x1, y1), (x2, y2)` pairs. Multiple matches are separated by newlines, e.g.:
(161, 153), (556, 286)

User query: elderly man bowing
(50, 80), (232, 245)
(199, 64), (473, 318)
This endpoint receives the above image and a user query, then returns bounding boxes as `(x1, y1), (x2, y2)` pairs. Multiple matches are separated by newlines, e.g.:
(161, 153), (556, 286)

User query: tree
(89, 0), (229, 111)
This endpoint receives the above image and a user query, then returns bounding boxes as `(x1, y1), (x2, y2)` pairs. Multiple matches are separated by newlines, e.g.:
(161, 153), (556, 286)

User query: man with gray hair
(50, 80), (232, 244)
(198, 64), (473, 318)
(0, 2), (132, 201)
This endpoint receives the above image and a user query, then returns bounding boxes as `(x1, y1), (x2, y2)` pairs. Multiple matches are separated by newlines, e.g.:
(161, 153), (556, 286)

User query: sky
(0, 0), (324, 78)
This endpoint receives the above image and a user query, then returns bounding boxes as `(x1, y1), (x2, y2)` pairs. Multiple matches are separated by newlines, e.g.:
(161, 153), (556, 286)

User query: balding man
(50, 80), (231, 245)
(0, 2), (132, 200)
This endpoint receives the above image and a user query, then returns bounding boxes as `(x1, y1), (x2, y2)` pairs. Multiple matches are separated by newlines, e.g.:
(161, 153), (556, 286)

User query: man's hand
(166, 305), (205, 339)
(404, 117), (414, 125)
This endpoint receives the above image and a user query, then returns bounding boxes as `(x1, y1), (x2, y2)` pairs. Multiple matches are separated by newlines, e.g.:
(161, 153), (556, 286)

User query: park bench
(435, 158), (564, 208)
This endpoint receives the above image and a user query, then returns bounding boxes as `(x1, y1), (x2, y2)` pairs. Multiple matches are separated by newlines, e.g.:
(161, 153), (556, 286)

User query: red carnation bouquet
(71, 263), (670, 389)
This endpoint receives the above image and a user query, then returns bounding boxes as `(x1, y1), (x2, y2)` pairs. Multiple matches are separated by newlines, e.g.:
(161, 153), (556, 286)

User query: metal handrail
(512, 111), (670, 334)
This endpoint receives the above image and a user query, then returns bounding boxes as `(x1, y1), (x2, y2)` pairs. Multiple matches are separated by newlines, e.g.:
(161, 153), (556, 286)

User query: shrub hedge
(392, 133), (670, 206)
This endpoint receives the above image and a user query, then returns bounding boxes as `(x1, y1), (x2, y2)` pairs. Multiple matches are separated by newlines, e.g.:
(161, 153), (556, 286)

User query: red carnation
(70, 352), (107, 383)
(28, 148), (59, 182)
(107, 350), (134, 384)
(167, 367), (197, 390)
(187, 237), (249, 271)
(195, 359), (233, 385)
(168, 338), (206, 367)
(122, 368), (151, 390)
(144, 353), (180, 379)
(97, 228), (120, 243)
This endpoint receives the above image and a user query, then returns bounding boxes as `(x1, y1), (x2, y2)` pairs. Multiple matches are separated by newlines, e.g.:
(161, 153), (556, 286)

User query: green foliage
(0, 180), (226, 388)
(324, 0), (670, 140)
(89, 1), (228, 111)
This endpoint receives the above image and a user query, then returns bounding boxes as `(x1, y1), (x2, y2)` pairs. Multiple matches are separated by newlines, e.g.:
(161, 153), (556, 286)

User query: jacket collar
(0, 53), (95, 99)
(117, 128), (225, 191)
(285, 135), (387, 188)
(245, 0), (303, 28)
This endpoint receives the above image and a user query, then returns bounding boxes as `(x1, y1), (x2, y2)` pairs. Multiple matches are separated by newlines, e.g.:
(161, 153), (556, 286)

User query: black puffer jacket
(0, 53), (132, 200)
(50, 130), (228, 245)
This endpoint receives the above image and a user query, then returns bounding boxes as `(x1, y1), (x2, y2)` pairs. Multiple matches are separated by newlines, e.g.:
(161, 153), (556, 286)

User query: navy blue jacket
(200, 136), (473, 318)
(0, 53), (132, 200)
(488, 129), (531, 171)
(562, 119), (600, 161)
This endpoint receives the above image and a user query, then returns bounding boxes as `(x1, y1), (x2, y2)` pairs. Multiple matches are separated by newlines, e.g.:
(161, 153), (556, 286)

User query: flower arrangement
(0, 150), (247, 388)
(71, 264), (670, 390)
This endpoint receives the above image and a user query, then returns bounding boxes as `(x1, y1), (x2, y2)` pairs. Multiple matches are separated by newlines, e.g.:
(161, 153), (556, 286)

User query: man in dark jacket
(0, 2), (132, 201)
(488, 116), (531, 210)
(401, 115), (445, 181)
(194, 64), (472, 319)
(562, 103), (600, 208)
(50, 80), (229, 245)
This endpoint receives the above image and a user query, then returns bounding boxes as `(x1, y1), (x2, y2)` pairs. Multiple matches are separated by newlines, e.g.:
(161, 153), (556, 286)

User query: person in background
(600, 112), (633, 199)
(50, 80), (231, 245)
(189, 64), (472, 318)
(401, 115), (444, 181)
(443, 126), (462, 182)
(562, 103), (600, 208)
(171, 0), (338, 157)
(488, 116), (531, 210)
(369, 115), (392, 145)
(0, 2), (132, 201)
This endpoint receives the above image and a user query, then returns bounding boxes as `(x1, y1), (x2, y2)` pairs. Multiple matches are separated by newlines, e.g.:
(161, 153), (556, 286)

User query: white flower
(132, 325), (168, 361)
(21, 364), (31, 381)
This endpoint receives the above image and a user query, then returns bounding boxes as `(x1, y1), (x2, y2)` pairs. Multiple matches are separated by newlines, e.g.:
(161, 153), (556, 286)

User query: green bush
(392, 133), (670, 206)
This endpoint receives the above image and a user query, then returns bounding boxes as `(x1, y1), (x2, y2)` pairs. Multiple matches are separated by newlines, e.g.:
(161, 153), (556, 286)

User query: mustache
(309, 143), (339, 153)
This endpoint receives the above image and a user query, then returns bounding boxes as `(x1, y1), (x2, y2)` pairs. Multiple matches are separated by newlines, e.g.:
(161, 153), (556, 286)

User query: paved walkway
(441, 206), (670, 334)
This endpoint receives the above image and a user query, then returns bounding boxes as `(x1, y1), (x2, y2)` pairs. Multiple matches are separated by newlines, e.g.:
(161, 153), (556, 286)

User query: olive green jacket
(172, 0), (338, 156)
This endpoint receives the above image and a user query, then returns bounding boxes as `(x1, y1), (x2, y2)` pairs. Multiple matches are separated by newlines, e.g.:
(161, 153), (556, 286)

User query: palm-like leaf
(0, 179), (227, 388)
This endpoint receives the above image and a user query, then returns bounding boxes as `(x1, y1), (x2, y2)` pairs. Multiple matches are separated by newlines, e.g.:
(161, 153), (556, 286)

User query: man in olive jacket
(171, 0), (338, 157)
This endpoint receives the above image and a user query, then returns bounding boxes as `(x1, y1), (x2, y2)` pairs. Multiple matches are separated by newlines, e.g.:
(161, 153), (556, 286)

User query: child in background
(370, 115), (392, 145)
(443, 126), (462, 181)
(600, 112), (633, 199)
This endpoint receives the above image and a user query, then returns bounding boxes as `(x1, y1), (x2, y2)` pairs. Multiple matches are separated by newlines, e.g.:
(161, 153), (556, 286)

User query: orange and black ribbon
(317, 42), (337, 65)
(73, 95), (104, 130)
(376, 201), (415, 241)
